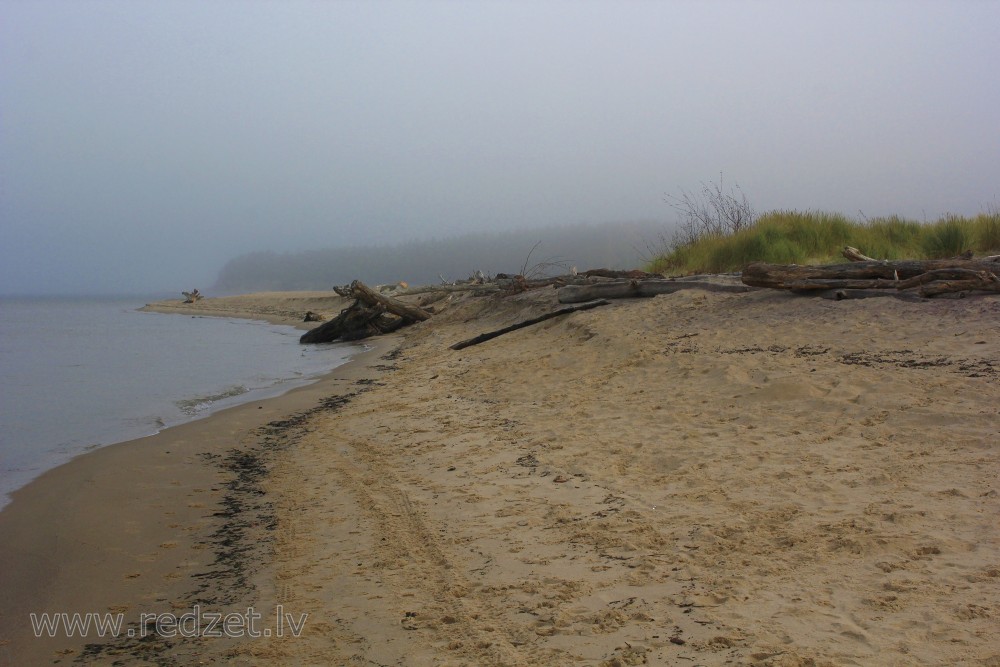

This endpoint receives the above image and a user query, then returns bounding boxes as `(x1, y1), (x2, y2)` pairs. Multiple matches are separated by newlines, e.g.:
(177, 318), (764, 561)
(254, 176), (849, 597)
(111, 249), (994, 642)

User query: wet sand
(2, 288), (998, 665)
(0, 293), (395, 665)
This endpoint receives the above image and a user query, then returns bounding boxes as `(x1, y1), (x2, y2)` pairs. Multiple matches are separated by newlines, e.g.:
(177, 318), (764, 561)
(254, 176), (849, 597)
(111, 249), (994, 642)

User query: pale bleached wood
(350, 280), (432, 322)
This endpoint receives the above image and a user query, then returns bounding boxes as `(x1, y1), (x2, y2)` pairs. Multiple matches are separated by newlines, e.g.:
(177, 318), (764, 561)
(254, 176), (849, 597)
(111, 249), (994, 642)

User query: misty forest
(212, 221), (665, 293)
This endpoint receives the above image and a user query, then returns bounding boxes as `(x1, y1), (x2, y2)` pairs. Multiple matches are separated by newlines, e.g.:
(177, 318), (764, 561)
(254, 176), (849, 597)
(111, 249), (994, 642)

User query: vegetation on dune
(651, 210), (1000, 275)
(649, 180), (1000, 275)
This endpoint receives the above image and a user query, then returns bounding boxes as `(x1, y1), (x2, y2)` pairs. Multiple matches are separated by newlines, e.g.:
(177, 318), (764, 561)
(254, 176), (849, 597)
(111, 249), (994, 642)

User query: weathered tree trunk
(303, 280), (431, 344)
(450, 300), (611, 350)
(558, 279), (755, 304)
(741, 259), (1000, 289)
(893, 268), (999, 290)
(350, 280), (432, 321)
(299, 301), (405, 344)
(580, 268), (661, 279)
(918, 278), (1000, 297)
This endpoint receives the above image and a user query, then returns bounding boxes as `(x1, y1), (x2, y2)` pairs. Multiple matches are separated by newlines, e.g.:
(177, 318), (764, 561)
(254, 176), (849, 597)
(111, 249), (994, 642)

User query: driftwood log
(299, 301), (405, 343)
(919, 278), (1000, 297)
(301, 280), (431, 344)
(450, 300), (611, 350)
(842, 246), (880, 262)
(743, 259), (1000, 298)
(558, 279), (755, 304)
(394, 271), (673, 301)
(348, 279), (432, 321)
(580, 268), (661, 280)
(742, 259), (1000, 288)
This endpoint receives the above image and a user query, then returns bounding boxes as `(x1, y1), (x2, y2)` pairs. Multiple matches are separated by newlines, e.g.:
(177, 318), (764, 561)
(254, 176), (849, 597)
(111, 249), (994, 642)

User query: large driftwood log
(303, 279), (431, 344)
(745, 258), (1000, 298)
(580, 268), (661, 279)
(893, 268), (1000, 290)
(918, 277), (1000, 297)
(742, 259), (1000, 289)
(450, 300), (611, 350)
(300, 301), (406, 344)
(350, 280), (432, 321)
(558, 279), (755, 304)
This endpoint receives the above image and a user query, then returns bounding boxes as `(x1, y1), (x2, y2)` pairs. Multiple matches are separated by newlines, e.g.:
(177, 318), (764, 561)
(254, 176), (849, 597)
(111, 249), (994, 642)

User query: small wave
(124, 415), (166, 430)
(175, 385), (249, 415)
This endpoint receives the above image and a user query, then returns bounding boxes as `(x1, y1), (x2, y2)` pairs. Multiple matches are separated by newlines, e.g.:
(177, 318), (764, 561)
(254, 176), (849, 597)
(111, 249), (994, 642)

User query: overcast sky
(2, 0), (998, 295)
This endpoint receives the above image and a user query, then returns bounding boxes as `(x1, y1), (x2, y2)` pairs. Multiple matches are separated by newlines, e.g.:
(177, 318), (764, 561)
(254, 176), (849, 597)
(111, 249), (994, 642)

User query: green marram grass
(649, 210), (1000, 275)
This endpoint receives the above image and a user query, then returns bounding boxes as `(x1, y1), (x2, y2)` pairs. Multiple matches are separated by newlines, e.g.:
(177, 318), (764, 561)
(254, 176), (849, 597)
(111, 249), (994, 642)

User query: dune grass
(649, 210), (1000, 275)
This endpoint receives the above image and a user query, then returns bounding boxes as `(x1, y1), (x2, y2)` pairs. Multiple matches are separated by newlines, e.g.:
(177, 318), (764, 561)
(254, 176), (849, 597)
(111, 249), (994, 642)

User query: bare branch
(664, 172), (756, 250)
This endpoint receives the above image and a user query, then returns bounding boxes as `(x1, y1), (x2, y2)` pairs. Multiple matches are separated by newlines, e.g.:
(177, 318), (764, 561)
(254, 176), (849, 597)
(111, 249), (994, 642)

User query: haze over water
(2, 1), (997, 296)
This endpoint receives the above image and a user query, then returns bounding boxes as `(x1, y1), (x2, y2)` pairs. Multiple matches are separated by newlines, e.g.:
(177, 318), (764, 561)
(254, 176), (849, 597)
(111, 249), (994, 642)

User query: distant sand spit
(140, 291), (351, 328)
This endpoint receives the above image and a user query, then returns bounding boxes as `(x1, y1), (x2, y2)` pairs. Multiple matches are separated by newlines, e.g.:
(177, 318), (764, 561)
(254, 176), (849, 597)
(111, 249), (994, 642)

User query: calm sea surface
(0, 296), (355, 509)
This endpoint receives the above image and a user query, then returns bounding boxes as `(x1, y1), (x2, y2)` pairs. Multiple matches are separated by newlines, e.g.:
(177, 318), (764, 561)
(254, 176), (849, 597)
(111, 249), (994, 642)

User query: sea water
(0, 295), (355, 509)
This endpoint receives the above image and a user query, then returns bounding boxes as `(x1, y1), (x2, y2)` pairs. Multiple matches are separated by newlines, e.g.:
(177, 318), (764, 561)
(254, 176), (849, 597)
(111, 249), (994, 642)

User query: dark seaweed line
(697, 344), (996, 378)
(73, 371), (392, 664)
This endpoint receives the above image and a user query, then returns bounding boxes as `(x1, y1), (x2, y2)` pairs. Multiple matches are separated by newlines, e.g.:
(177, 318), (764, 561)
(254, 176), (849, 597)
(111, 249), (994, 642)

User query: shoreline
(0, 318), (400, 665)
(0, 293), (355, 512)
(3, 287), (998, 664)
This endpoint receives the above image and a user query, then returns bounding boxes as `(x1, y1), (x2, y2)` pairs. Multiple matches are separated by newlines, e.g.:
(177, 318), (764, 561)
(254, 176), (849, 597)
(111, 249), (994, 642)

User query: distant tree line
(212, 221), (669, 292)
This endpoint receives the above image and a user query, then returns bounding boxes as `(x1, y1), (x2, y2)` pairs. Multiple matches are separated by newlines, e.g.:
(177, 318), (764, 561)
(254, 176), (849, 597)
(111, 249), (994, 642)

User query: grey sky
(2, 0), (998, 294)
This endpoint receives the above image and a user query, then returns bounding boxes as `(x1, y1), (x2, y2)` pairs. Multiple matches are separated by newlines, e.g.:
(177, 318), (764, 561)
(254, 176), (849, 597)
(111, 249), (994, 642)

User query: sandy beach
(2, 287), (998, 665)
(0, 294), (386, 665)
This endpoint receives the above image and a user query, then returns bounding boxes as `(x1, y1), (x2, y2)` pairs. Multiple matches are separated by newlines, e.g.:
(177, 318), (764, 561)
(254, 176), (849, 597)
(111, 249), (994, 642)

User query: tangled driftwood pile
(300, 280), (431, 344)
(300, 250), (999, 346)
(742, 247), (1000, 300)
(299, 269), (745, 345)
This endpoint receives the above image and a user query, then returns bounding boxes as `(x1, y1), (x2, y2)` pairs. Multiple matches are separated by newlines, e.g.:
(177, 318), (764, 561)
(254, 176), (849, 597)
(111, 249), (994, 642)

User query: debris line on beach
(742, 249), (1000, 300)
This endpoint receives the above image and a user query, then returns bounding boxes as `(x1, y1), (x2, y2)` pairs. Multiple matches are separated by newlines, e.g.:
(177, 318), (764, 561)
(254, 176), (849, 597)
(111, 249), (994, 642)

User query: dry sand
(232, 288), (999, 667)
(2, 287), (998, 666)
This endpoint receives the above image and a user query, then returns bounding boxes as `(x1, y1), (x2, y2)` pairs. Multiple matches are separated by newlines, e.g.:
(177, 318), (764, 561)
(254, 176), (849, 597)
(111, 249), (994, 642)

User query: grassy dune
(650, 210), (1000, 275)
